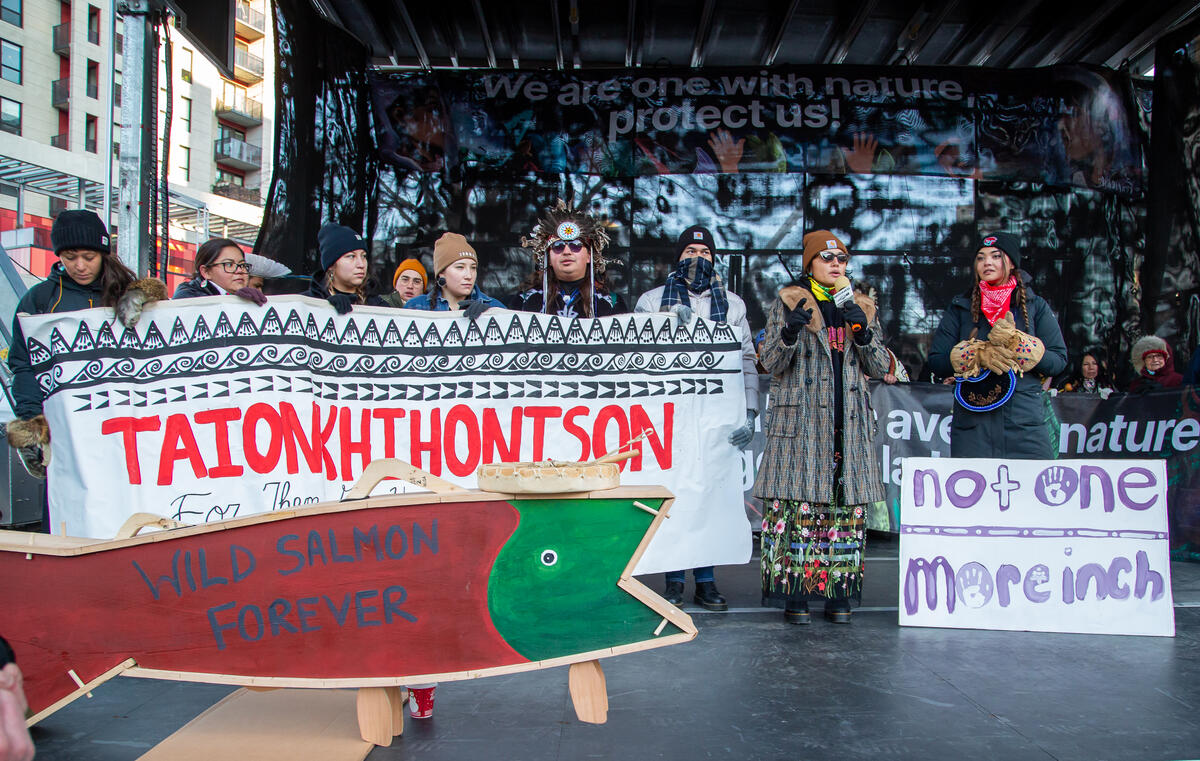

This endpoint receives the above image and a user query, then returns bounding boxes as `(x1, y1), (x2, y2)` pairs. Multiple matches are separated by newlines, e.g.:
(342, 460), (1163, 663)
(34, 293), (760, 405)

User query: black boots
(784, 602), (810, 625)
(664, 581), (685, 606)
(824, 598), (852, 624)
(693, 581), (727, 611)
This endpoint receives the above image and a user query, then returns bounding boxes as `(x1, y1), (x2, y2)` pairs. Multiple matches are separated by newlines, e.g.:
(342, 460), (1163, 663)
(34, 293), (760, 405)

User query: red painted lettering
(562, 406), (591, 461)
(243, 403), (284, 474)
(157, 413), (207, 486)
(100, 415), (161, 485)
(630, 402), (673, 470)
(339, 407), (372, 480)
(372, 409), (406, 459)
(444, 404), (482, 477)
(279, 402), (337, 479)
(194, 407), (245, 478)
(481, 408), (522, 463)
(523, 406), (562, 461)
(410, 409), (442, 475)
(591, 405), (630, 466)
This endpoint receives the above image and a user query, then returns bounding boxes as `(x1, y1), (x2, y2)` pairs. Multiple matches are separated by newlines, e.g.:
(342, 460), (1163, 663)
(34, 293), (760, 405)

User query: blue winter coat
(404, 285), (505, 312)
(927, 286), (1068, 459)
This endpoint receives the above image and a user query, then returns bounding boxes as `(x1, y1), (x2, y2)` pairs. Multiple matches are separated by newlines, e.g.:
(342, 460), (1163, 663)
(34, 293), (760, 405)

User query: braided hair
(970, 257), (1031, 330)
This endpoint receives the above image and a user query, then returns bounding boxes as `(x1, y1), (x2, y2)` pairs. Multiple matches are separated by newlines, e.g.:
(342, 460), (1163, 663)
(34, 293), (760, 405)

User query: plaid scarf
(659, 257), (728, 322)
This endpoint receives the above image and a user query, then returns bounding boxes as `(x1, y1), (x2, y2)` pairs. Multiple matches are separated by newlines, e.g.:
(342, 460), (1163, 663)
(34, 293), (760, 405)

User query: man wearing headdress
(507, 200), (627, 317)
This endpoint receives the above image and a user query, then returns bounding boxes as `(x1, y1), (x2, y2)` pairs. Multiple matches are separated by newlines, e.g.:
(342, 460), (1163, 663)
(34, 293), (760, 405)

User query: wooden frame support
(568, 660), (608, 724)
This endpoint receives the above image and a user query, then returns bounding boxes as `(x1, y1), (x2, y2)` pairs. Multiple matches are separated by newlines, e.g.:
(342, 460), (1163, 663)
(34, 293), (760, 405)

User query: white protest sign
(899, 457), (1174, 637)
(22, 296), (750, 573)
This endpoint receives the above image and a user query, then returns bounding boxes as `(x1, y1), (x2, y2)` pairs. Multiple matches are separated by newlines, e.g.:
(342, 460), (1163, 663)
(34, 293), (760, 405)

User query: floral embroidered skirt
(760, 498), (865, 606)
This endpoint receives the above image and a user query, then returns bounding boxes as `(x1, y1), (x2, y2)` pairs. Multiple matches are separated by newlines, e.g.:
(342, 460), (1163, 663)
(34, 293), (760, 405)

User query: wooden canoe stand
(5, 459), (696, 749)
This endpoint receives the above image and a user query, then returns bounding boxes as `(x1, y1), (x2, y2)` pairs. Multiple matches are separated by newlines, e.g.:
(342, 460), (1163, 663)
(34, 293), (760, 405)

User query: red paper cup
(409, 686), (436, 719)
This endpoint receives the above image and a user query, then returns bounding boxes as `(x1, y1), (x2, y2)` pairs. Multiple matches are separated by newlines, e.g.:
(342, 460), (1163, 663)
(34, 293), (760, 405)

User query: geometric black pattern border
(71, 375), (728, 411)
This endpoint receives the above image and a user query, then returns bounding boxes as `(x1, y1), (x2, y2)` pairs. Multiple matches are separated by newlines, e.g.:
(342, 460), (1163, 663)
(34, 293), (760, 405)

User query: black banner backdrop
(866, 383), (1200, 561)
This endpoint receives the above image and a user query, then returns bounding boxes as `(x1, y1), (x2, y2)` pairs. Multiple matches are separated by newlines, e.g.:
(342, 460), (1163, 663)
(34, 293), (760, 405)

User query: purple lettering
(947, 470), (985, 508)
(1134, 550), (1165, 601)
(904, 556), (956, 614)
(1073, 563), (1110, 601)
(912, 469), (941, 508)
(996, 564), (1021, 607)
(1107, 556), (1132, 599)
(1117, 467), (1158, 511)
(1023, 564), (1051, 603)
(1079, 465), (1115, 512)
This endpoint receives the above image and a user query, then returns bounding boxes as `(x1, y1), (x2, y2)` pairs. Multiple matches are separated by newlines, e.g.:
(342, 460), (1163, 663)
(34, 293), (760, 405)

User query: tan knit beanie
(432, 233), (478, 276)
(801, 230), (848, 273)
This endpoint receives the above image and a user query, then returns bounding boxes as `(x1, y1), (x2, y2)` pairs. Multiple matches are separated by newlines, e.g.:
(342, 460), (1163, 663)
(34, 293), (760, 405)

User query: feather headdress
(520, 199), (613, 273)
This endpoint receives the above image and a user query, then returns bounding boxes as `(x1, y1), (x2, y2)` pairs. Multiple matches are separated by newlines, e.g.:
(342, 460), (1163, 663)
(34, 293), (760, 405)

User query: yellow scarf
(810, 280), (835, 302)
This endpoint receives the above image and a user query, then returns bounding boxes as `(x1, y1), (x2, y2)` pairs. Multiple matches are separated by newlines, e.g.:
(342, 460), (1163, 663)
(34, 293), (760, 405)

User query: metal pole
(115, 0), (161, 276)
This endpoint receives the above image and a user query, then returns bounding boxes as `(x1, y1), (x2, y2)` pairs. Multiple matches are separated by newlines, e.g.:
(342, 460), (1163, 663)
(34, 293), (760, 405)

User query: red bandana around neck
(979, 276), (1017, 326)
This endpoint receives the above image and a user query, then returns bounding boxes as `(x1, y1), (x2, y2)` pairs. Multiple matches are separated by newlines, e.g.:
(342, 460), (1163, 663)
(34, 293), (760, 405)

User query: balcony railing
(213, 182), (262, 206)
(235, 1), (266, 40)
(52, 23), (70, 55)
(215, 94), (263, 126)
(234, 48), (265, 82)
(50, 134), (68, 149)
(214, 137), (262, 170)
(51, 79), (70, 110)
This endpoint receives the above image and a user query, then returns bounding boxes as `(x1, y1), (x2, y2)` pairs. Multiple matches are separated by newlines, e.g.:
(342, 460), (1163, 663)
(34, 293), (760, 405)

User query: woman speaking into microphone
(753, 230), (891, 625)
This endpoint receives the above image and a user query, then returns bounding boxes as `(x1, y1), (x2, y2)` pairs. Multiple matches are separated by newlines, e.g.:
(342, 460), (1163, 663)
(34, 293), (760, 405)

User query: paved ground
(28, 533), (1200, 761)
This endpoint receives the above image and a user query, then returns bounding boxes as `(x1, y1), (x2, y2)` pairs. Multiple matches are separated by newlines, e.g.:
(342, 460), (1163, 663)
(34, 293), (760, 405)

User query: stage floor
(28, 533), (1200, 761)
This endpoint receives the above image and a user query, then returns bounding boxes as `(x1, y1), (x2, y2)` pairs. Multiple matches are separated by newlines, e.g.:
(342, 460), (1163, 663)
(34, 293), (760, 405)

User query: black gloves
(780, 303), (813, 345)
(460, 299), (489, 320)
(234, 287), (268, 306)
(328, 293), (356, 315)
(841, 301), (872, 345)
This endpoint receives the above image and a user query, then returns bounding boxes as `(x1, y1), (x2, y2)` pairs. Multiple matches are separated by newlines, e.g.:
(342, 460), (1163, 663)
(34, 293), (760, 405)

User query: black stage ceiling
(306, 0), (1197, 74)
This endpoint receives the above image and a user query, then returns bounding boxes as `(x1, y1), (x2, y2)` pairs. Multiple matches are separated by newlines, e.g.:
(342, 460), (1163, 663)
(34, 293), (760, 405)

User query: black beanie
(675, 225), (717, 258)
(318, 224), (367, 271)
(51, 210), (110, 256)
(979, 232), (1022, 270)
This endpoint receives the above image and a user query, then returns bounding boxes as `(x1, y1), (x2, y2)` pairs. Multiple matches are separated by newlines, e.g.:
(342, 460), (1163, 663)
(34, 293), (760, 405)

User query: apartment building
(0, 0), (274, 289)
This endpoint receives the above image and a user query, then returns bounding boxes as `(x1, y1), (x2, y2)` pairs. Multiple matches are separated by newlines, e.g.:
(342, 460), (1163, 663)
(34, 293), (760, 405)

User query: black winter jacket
(172, 277), (221, 298)
(8, 265), (107, 418)
(303, 272), (387, 308)
(927, 285), (1068, 459)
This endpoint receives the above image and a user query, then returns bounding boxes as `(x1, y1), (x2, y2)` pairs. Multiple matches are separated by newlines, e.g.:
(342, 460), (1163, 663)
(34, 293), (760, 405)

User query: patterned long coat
(752, 285), (891, 506)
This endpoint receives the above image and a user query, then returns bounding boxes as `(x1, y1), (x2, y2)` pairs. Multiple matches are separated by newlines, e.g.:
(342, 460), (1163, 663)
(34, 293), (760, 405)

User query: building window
(0, 0), (20, 27)
(180, 95), (191, 131)
(219, 123), (246, 142)
(180, 47), (192, 83)
(0, 97), (19, 135)
(178, 145), (190, 181)
(86, 59), (99, 98)
(87, 4), (100, 44)
(1, 39), (19, 84)
(216, 169), (244, 187)
(85, 114), (97, 152)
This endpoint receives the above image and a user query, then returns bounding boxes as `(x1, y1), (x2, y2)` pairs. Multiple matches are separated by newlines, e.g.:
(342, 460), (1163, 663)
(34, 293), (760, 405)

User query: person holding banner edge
(404, 233), (505, 317)
(173, 238), (269, 305)
(927, 232), (1068, 459)
(304, 224), (387, 314)
(754, 230), (889, 624)
(635, 224), (759, 611)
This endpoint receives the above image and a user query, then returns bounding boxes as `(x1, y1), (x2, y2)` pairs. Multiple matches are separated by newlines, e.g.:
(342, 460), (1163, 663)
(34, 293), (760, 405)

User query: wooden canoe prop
(0, 458), (695, 741)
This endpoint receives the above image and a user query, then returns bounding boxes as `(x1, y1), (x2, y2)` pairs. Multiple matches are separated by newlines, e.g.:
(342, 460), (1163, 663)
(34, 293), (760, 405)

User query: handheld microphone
(832, 276), (863, 332)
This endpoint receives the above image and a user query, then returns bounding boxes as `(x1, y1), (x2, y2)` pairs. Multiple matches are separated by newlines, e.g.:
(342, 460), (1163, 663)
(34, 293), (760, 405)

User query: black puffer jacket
(172, 277), (220, 298)
(8, 265), (107, 418)
(303, 272), (387, 308)
(927, 284), (1068, 459)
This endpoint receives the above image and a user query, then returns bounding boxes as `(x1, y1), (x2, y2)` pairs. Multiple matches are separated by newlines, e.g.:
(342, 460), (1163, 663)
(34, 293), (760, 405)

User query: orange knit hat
(392, 258), (428, 288)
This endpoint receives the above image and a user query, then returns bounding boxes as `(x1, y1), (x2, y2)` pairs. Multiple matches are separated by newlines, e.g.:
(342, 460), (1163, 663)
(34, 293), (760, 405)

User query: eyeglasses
(817, 251), (850, 264)
(209, 260), (251, 273)
(550, 240), (586, 254)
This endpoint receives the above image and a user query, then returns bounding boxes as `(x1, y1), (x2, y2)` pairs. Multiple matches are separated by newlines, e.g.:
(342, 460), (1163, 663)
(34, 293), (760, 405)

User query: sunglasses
(550, 240), (586, 254)
(817, 251), (850, 264)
